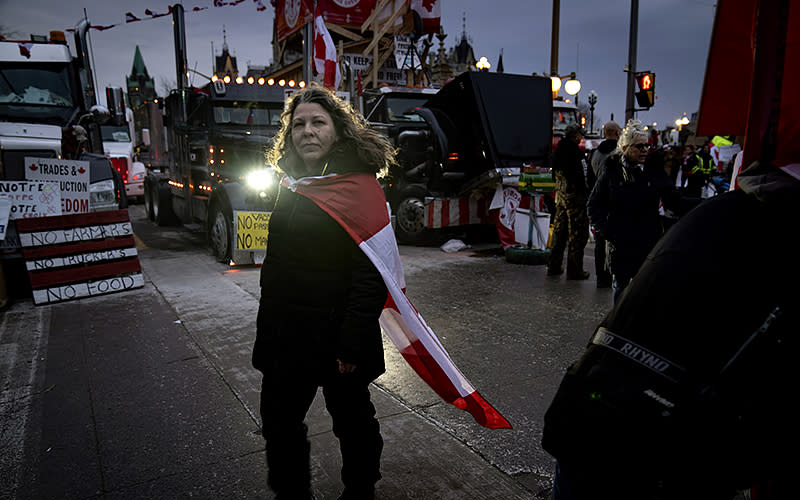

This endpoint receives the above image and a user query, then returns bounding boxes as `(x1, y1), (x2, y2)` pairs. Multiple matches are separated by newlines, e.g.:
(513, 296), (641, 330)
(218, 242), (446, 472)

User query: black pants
(594, 235), (611, 286)
(259, 364), (383, 498)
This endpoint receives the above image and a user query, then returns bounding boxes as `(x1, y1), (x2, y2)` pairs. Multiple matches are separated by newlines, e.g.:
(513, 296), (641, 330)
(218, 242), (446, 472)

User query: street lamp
(564, 78), (581, 96)
(550, 72), (580, 100)
(587, 90), (598, 134)
(551, 76), (562, 93)
(476, 56), (491, 72)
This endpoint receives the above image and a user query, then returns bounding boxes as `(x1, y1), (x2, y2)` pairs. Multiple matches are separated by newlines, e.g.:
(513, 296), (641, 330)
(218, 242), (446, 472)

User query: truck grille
(1, 150), (58, 180)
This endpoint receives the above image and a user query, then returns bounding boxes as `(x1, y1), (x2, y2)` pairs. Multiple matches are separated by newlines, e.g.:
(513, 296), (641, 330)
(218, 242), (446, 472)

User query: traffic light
(634, 71), (655, 108)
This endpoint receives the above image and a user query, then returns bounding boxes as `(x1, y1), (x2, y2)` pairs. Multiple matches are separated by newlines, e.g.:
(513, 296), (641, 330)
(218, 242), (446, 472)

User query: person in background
(547, 124), (591, 280)
(680, 143), (697, 190)
(587, 119), (675, 304)
(685, 143), (715, 198)
(585, 121), (621, 288)
(252, 84), (396, 500)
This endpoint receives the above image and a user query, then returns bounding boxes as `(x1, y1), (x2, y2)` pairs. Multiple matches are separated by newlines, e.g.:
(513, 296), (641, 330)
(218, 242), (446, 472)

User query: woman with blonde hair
(587, 119), (675, 303)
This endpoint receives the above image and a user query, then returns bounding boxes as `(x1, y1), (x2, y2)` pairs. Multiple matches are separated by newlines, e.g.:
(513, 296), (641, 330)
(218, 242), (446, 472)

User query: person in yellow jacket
(686, 143), (714, 197)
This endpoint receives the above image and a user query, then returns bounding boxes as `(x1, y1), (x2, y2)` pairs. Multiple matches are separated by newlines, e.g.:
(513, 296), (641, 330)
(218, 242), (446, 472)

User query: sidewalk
(1, 260), (540, 499)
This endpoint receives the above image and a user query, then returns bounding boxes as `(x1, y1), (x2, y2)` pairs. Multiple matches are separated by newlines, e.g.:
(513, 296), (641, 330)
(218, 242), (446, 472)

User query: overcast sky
(1, 0), (716, 133)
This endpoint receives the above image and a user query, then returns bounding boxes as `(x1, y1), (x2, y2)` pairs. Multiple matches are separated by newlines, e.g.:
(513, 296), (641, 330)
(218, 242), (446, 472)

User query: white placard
(24, 157), (91, 214)
(0, 198), (10, 240)
(0, 181), (61, 219)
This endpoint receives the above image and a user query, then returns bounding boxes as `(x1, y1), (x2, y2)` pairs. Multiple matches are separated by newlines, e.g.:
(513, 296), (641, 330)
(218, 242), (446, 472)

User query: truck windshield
(386, 97), (427, 122)
(0, 63), (75, 124)
(213, 101), (281, 126)
(553, 107), (579, 135)
(101, 125), (131, 142)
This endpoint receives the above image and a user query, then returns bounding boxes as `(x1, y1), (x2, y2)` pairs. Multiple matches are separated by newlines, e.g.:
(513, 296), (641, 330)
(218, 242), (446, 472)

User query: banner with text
(16, 210), (143, 305)
(25, 157), (90, 215)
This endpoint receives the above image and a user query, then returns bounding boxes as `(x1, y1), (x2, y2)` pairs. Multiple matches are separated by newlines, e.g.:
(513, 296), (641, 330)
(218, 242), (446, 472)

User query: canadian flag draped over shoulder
(313, 8), (341, 89)
(282, 173), (511, 430)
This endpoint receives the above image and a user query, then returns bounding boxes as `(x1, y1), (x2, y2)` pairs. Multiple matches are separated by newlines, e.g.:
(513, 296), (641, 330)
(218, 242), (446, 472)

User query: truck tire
(154, 181), (178, 226)
(393, 185), (430, 245)
(504, 245), (550, 266)
(111, 166), (128, 209)
(209, 202), (233, 263)
(143, 178), (155, 221)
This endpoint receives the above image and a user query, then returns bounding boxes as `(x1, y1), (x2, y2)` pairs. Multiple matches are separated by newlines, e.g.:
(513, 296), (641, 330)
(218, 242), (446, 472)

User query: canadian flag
(282, 173), (512, 429)
(313, 10), (341, 89)
(410, 0), (441, 34)
(17, 42), (32, 59)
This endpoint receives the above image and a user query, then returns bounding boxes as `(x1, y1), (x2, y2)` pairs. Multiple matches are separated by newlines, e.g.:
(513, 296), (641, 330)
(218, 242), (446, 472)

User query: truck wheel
(209, 203), (232, 263)
(111, 166), (128, 209)
(394, 185), (429, 245)
(154, 182), (178, 226)
(143, 179), (155, 221)
(504, 245), (550, 266)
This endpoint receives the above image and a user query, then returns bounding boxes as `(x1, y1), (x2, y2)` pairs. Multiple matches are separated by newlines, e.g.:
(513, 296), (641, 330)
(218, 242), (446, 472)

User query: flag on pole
(313, 9), (341, 89)
(282, 173), (512, 430)
(410, 0), (441, 33)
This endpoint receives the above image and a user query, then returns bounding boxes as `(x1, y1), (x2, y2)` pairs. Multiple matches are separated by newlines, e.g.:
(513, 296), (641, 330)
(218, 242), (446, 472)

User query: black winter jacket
(543, 164), (800, 486)
(587, 152), (675, 278)
(252, 155), (388, 381)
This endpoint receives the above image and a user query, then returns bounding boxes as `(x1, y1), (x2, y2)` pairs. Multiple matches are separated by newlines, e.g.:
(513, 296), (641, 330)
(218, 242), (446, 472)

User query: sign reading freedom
(25, 157), (90, 215)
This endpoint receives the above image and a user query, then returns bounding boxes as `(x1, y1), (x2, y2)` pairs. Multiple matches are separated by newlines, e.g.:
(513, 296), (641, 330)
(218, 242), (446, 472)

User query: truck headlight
(246, 170), (274, 191)
(90, 179), (116, 204)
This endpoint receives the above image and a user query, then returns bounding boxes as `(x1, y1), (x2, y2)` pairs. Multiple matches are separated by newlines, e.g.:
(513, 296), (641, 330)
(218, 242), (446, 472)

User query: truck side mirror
(90, 104), (111, 125)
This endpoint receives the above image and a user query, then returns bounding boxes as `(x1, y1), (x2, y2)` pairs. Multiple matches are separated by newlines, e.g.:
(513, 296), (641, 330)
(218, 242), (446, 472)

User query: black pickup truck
(364, 72), (553, 243)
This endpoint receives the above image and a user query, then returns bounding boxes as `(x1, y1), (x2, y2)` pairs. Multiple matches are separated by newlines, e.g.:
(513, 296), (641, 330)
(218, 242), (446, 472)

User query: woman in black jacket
(587, 120), (675, 303)
(252, 84), (397, 500)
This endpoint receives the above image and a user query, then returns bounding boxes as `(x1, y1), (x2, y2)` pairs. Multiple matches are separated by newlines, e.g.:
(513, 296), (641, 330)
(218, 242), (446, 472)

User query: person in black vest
(547, 124), (591, 280)
(252, 84), (396, 500)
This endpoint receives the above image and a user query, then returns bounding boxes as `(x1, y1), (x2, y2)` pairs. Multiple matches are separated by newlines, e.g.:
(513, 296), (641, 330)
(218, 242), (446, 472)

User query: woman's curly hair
(616, 119), (648, 154)
(266, 83), (397, 176)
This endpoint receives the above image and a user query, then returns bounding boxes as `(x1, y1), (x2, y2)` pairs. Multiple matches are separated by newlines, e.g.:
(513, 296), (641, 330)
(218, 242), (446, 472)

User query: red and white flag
(17, 42), (32, 58)
(410, 0), (441, 34)
(282, 173), (512, 429)
(313, 9), (341, 89)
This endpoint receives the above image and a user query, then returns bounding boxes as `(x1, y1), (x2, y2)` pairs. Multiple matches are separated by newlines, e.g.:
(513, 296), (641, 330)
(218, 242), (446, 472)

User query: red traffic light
(634, 71), (656, 108)
(640, 73), (653, 90)
(635, 71), (655, 91)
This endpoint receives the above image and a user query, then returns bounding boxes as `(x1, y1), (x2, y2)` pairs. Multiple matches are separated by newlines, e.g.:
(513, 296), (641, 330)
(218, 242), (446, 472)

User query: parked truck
(0, 22), (127, 300)
(365, 72), (553, 243)
(143, 79), (285, 262)
(102, 86), (146, 201)
(140, 4), (288, 264)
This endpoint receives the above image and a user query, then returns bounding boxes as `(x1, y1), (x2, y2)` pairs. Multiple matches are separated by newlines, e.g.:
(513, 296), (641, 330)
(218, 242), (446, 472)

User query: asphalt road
(127, 203), (612, 493)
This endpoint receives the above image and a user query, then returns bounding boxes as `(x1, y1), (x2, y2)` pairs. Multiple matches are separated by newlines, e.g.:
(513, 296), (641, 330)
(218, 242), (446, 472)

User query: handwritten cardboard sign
(0, 181), (61, 219)
(16, 209), (143, 305)
(234, 210), (270, 251)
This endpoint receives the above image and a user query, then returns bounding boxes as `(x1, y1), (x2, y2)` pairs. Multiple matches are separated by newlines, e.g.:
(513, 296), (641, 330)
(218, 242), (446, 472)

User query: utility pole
(625, 0), (639, 123)
(550, 0), (560, 77)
